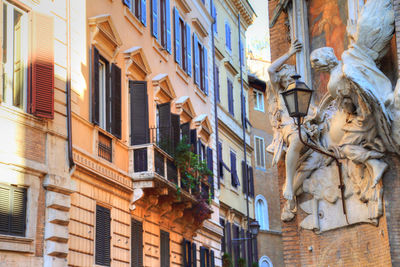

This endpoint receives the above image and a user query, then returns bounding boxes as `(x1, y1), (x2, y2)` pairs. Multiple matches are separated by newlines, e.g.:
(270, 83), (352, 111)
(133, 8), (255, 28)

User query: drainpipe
(66, 0), (75, 171)
(238, 13), (252, 264)
(210, 0), (220, 190)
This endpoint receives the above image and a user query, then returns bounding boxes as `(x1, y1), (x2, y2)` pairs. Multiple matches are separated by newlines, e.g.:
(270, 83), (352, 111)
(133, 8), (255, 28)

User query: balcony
(129, 127), (212, 229)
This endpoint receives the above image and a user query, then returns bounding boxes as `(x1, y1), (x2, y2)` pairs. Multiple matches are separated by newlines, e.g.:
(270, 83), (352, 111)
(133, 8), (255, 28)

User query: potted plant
(222, 253), (233, 267)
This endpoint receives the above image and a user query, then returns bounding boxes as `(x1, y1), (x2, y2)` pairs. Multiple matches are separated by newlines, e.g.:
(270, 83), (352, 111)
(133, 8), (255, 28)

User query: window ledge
(124, 6), (144, 35)
(255, 166), (266, 172)
(254, 108), (265, 113)
(194, 86), (207, 103)
(230, 185), (239, 195)
(176, 65), (189, 84)
(152, 38), (169, 62)
(0, 234), (34, 253)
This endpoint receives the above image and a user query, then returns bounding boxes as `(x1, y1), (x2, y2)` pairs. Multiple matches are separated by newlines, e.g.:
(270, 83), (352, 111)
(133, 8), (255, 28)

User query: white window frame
(255, 194), (269, 230)
(253, 89), (264, 112)
(259, 255), (273, 267)
(2, 1), (28, 111)
(254, 136), (265, 169)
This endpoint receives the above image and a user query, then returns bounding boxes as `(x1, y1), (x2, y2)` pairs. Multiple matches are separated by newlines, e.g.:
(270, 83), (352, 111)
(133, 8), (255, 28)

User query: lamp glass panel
(297, 90), (312, 116)
(283, 91), (296, 115)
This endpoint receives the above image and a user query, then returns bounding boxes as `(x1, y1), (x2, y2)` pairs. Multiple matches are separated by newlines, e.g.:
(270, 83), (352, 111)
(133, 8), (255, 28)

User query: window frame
(255, 195), (269, 231)
(2, 1), (29, 111)
(227, 78), (234, 116)
(0, 183), (27, 237)
(253, 89), (265, 112)
(254, 136), (266, 169)
(158, 0), (167, 48)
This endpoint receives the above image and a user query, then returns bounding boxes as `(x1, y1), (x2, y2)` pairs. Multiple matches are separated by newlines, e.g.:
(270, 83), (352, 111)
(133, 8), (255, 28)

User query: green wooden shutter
(161, 230), (170, 267)
(131, 219), (143, 267)
(130, 81), (149, 145)
(96, 205), (111, 266)
(0, 185), (26, 236)
(111, 64), (121, 139)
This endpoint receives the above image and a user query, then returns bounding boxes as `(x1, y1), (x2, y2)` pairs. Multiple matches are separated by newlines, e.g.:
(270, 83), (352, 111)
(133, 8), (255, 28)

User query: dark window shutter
(160, 230), (170, 267)
(193, 34), (200, 85)
(174, 8), (181, 64)
(230, 152), (238, 187)
(192, 243), (197, 267)
(210, 250), (215, 267)
(203, 47), (208, 95)
(212, 3), (217, 33)
(242, 161), (247, 194)
(246, 231), (252, 265)
(216, 66), (220, 102)
(166, 0), (171, 53)
(111, 64), (121, 139)
(130, 81), (149, 145)
(96, 205), (111, 266)
(183, 239), (191, 267)
(249, 166), (254, 198)
(186, 24), (192, 76)
(171, 114), (180, 152)
(233, 225), (239, 267)
(190, 129), (197, 154)
(219, 218), (226, 253)
(252, 235), (258, 263)
(200, 247), (205, 267)
(158, 102), (172, 153)
(0, 185), (27, 236)
(131, 219), (143, 267)
(240, 228), (245, 260)
(226, 222), (232, 256)
(123, 0), (131, 8)
(141, 0), (146, 25)
(228, 80), (234, 115)
(180, 122), (190, 144)
(92, 46), (100, 125)
(207, 147), (214, 198)
(218, 142), (223, 185)
(151, 0), (158, 37)
(30, 12), (54, 119)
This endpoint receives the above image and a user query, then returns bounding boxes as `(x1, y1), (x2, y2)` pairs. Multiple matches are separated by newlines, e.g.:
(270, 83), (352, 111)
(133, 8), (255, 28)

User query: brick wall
(268, 0), (291, 63)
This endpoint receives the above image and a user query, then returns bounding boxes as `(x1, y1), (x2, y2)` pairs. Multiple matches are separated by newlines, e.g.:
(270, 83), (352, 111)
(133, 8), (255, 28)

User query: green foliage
(222, 253), (233, 267)
(252, 262), (259, 267)
(174, 136), (212, 200)
(238, 258), (246, 267)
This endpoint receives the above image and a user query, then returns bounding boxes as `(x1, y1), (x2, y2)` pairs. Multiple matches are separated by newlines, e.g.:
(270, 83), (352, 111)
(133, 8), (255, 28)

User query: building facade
(212, 0), (257, 266)
(248, 74), (284, 267)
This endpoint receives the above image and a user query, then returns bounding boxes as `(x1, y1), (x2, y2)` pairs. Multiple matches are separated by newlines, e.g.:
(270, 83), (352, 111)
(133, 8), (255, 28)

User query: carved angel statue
(266, 0), (399, 231)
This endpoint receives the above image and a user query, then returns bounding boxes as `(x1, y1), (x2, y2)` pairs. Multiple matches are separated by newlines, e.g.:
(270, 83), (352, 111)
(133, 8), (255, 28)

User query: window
(259, 256), (273, 267)
(200, 246), (215, 267)
(232, 224), (240, 267)
(254, 90), (264, 112)
(95, 205), (111, 266)
(152, 0), (171, 53)
(255, 136), (265, 169)
(2, 2), (28, 110)
(160, 230), (170, 267)
(230, 151), (239, 188)
(255, 195), (269, 230)
(193, 34), (208, 94)
(174, 8), (191, 75)
(131, 219), (143, 267)
(92, 47), (122, 138)
(219, 218), (226, 253)
(225, 22), (231, 52)
(227, 79), (234, 115)
(125, 0), (146, 25)
(0, 184), (26, 236)
(98, 132), (112, 162)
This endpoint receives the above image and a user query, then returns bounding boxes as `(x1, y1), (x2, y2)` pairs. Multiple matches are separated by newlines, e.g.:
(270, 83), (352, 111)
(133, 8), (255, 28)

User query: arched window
(259, 255), (273, 267)
(255, 195), (269, 230)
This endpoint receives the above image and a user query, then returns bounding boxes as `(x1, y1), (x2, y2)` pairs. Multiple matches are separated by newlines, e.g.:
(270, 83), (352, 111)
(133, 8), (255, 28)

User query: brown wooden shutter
(180, 122), (190, 144)
(30, 12), (54, 118)
(192, 243), (197, 267)
(226, 222), (232, 256)
(96, 205), (111, 266)
(0, 185), (26, 236)
(111, 64), (122, 139)
(130, 81), (149, 145)
(131, 219), (143, 267)
(242, 161), (247, 194)
(160, 230), (170, 267)
(249, 166), (254, 198)
(171, 114), (180, 152)
(92, 46), (100, 125)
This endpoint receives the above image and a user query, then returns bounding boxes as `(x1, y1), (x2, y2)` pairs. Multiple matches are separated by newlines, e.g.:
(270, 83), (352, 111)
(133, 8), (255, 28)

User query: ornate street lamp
(249, 220), (260, 236)
(281, 75), (348, 223)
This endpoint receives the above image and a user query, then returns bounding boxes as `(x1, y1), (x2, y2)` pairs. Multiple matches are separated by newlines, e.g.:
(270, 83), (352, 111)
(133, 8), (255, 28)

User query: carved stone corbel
(130, 188), (144, 211)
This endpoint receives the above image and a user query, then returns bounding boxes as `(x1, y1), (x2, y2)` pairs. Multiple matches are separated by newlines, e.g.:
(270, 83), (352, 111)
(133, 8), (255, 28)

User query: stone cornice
(230, 0), (256, 28)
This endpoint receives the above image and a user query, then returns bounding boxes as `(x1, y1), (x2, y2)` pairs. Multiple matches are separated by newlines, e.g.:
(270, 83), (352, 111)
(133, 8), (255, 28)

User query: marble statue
(267, 0), (400, 232)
